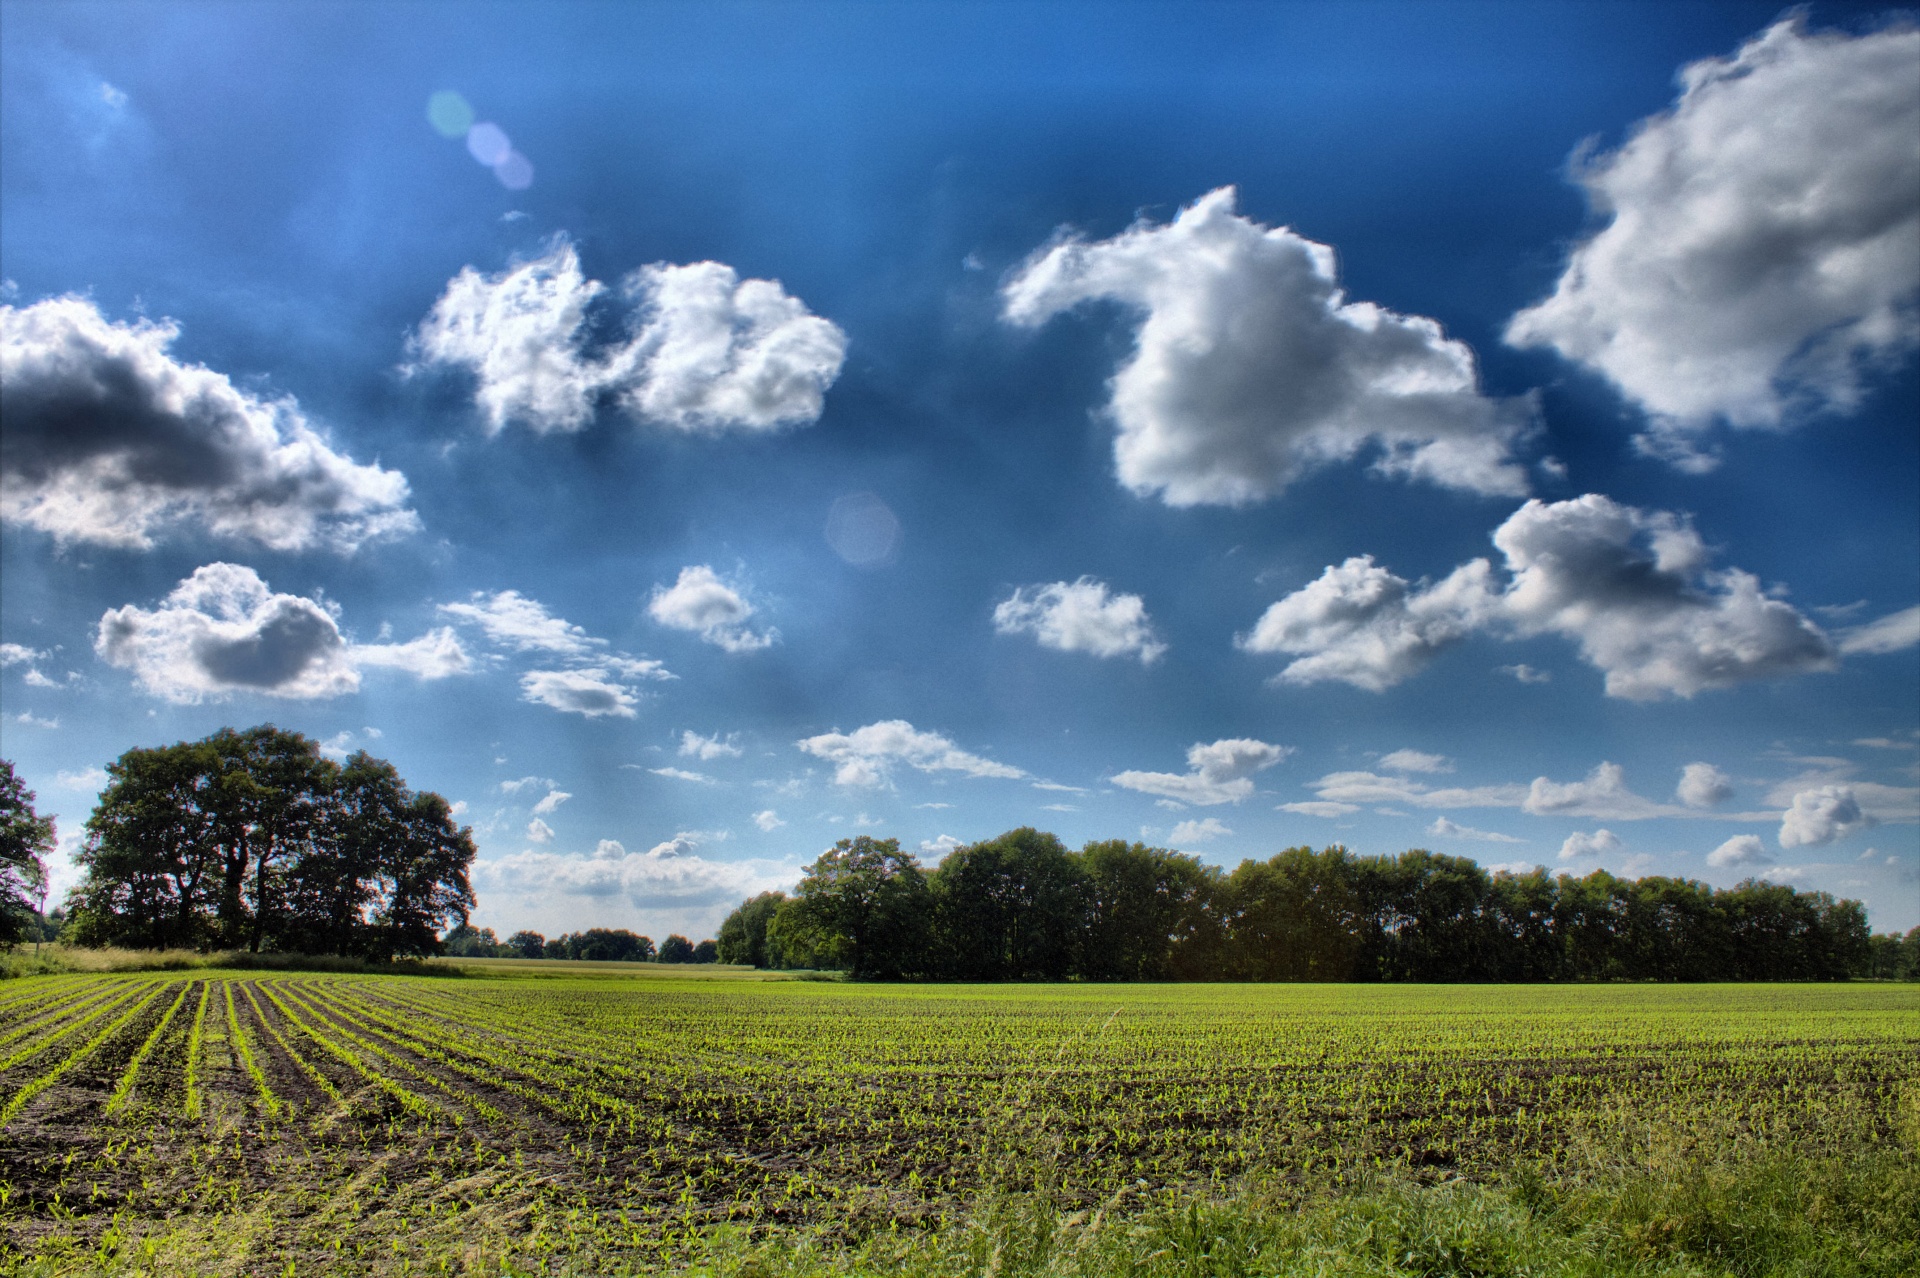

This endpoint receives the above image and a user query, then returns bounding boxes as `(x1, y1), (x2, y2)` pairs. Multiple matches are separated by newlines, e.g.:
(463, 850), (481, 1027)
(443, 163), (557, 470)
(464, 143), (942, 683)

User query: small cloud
(799, 719), (1024, 789)
(1707, 834), (1772, 868)
(752, 809), (785, 832)
(1379, 749), (1452, 774)
(1170, 817), (1231, 844)
(1426, 816), (1524, 844)
(993, 577), (1167, 664)
(1498, 664), (1551, 684)
(1279, 800), (1359, 818)
(56, 767), (108, 790)
(14, 712), (58, 728)
(680, 730), (743, 760)
(1041, 803), (1079, 812)
(1675, 762), (1734, 809)
(1032, 781), (1088, 794)
(1112, 738), (1291, 806)
(500, 775), (557, 795)
(527, 818), (555, 844)
(531, 789), (571, 815)
(1558, 828), (1622, 861)
(650, 766), (715, 784)
(648, 566), (776, 652)
(0, 643), (48, 666)
(921, 834), (963, 857)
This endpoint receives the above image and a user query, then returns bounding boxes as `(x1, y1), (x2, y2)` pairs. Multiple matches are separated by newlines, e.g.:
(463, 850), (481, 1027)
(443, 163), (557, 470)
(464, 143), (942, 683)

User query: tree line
(444, 924), (718, 963)
(719, 830), (1905, 982)
(48, 727), (476, 959)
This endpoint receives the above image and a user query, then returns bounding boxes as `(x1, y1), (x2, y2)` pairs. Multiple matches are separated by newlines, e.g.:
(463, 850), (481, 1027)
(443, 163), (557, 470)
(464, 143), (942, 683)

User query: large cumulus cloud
(1002, 186), (1534, 506)
(96, 563), (468, 702)
(1241, 494), (1838, 700)
(410, 242), (847, 435)
(1506, 18), (1920, 466)
(1, 297), (417, 550)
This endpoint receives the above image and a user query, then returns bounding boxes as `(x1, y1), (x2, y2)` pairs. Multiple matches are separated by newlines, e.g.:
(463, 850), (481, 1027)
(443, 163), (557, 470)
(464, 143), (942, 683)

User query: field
(1, 969), (1916, 1276)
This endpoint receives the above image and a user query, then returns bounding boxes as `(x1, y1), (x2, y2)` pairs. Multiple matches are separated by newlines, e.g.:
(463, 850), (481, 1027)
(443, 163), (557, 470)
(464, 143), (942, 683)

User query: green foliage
(0, 758), (56, 947)
(64, 726), (474, 958)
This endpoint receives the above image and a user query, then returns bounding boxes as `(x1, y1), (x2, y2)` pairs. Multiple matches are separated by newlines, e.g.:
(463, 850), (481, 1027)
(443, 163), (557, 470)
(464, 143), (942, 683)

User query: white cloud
(1497, 663), (1551, 684)
(472, 838), (799, 936)
(798, 719), (1025, 789)
(530, 789), (571, 815)
(526, 818), (554, 844)
(499, 776), (557, 795)
(441, 590), (596, 656)
(650, 767), (714, 784)
(1558, 829), (1622, 861)
(1169, 817), (1232, 844)
(1838, 605), (1920, 656)
(1427, 816), (1524, 844)
(1707, 834), (1772, 868)
(350, 628), (473, 679)
(1505, 19), (1920, 465)
(1, 296), (417, 550)
(411, 242), (846, 436)
(1032, 781), (1088, 794)
(1525, 763), (1669, 821)
(518, 667), (639, 718)
(1308, 771), (1527, 811)
(95, 563), (467, 703)
(1111, 738), (1290, 806)
(993, 577), (1166, 664)
(1238, 555), (1499, 691)
(920, 834), (963, 857)
(1243, 495), (1835, 699)
(56, 767), (108, 790)
(1003, 187), (1533, 506)
(1278, 800), (1360, 818)
(680, 730), (742, 760)
(1676, 762), (1734, 809)
(752, 809), (785, 832)
(1380, 749), (1452, 774)
(1778, 785), (1875, 848)
(647, 565), (775, 652)
(0, 643), (47, 666)
(14, 711), (58, 729)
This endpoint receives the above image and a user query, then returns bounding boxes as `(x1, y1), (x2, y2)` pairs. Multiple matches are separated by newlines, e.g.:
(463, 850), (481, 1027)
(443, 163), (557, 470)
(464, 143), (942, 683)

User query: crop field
(1, 971), (1916, 1274)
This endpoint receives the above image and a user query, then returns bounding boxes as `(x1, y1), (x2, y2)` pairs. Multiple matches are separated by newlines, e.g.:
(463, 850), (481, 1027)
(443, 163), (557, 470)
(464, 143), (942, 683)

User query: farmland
(1, 970), (1916, 1275)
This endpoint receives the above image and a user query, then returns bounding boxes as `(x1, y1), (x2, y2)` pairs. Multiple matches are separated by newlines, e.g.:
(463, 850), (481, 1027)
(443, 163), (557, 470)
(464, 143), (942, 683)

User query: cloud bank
(1, 296), (416, 551)
(1242, 494), (1836, 699)
(1506, 18), (1920, 466)
(1002, 186), (1533, 506)
(96, 563), (468, 702)
(412, 242), (847, 436)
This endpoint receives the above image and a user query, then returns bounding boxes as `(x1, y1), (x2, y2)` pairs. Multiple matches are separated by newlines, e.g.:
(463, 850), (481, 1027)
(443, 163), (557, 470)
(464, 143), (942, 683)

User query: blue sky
(3, 0), (1916, 941)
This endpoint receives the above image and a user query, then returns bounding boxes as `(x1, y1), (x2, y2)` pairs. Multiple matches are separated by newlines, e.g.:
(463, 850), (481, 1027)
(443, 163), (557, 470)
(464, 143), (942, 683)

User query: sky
(2, 0), (1916, 942)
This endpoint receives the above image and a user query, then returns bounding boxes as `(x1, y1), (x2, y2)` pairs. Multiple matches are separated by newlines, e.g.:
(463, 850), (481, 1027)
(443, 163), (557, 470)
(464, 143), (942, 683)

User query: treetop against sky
(1, 1), (1915, 940)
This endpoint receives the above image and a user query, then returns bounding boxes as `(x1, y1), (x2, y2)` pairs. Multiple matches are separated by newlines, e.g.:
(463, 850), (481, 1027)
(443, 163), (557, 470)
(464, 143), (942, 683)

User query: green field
(2, 970), (1916, 1275)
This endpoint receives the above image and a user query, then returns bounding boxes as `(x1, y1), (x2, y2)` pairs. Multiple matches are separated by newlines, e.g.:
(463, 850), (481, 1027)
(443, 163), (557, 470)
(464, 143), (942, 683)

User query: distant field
(2, 973), (1915, 1273)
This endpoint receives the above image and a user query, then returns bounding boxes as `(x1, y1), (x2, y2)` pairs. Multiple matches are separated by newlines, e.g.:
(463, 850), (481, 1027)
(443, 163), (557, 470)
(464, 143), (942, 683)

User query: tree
(931, 829), (1082, 980)
(1, 760), (56, 947)
(1221, 847), (1366, 981)
(783, 837), (931, 977)
(504, 930), (547, 959)
(551, 928), (653, 961)
(717, 891), (787, 967)
(1073, 840), (1217, 980)
(67, 727), (471, 958)
(658, 933), (695, 963)
(443, 925), (501, 957)
(692, 938), (719, 963)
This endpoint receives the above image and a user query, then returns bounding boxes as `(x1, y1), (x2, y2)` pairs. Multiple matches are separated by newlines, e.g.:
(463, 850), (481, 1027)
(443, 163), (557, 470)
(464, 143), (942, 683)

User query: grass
(1, 974), (1914, 1275)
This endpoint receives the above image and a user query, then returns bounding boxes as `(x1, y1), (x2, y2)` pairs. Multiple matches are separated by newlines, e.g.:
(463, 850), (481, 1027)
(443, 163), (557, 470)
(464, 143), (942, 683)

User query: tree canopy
(720, 828), (1876, 983)
(65, 726), (474, 959)
(1, 759), (56, 947)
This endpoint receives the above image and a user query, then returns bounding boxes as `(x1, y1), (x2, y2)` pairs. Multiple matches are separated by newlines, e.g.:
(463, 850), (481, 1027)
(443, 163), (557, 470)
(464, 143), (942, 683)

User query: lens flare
(494, 151), (534, 190)
(466, 122), (512, 167)
(426, 90), (473, 138)
(826, 493), (901, 566)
